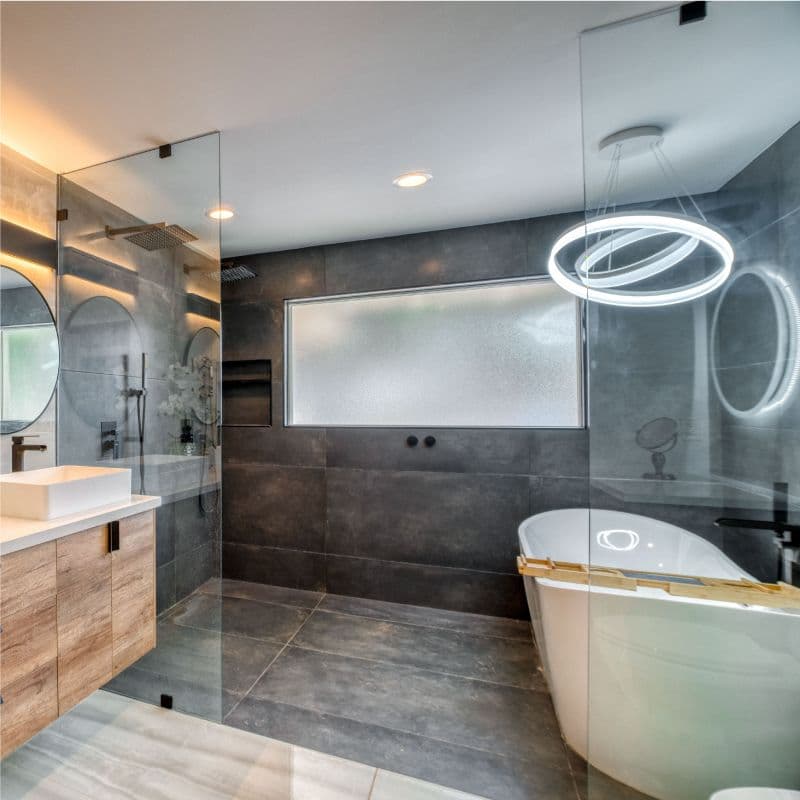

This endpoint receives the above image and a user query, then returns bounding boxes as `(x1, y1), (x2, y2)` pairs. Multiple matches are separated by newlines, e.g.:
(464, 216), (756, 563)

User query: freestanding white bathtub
(519, 508), (800, 800)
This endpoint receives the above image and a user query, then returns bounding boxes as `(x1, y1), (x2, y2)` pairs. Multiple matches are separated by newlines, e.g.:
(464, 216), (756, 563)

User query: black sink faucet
(11, 435), (48, 472)
(715, 481), (800, 582)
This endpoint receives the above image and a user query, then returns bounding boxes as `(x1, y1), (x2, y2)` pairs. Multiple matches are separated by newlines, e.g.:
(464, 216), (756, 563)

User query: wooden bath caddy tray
(517, 556), (800, 609)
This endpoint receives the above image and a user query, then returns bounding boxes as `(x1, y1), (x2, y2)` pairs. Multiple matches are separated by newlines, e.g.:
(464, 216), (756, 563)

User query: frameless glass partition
(56, 133), (223, 721)
(579, 5), (800, 799)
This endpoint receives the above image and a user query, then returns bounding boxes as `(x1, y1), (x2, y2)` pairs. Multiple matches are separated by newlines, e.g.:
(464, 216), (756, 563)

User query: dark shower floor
(107, 578), (649, 800)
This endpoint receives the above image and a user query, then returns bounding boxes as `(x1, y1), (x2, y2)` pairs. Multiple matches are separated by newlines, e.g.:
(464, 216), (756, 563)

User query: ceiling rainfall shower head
(105, 222), (198, 251)
(183, 261), (256, 282)
(218, 264), (256, 282)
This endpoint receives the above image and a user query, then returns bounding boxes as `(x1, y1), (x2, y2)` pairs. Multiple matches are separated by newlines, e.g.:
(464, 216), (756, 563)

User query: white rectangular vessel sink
(0, 465), (132, 520)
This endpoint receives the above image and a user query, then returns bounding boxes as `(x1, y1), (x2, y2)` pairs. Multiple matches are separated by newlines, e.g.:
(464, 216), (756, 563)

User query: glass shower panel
(56, 133), (223, 721)
(581, 5), (800, 800)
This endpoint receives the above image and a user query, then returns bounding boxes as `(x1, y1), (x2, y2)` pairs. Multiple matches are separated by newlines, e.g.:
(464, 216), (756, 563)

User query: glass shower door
(578, 5), (800, 799)
(56, 132), (223, 721)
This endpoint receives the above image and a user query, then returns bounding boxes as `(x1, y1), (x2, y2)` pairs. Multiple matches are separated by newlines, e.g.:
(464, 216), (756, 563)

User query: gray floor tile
(247, 646), (563, 766)
(167, 591), (311, 643)
(225, 695), (574, 800)
(199, 577), (323, 609)
(318, 594), (532, 641)
(105, 620), (280, 720)
(223, 634), (284, 697)
(292, 610), (541, 689)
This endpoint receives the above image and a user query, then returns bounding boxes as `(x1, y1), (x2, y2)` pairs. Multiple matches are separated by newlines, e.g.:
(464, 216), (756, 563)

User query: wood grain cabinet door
(112, 510), (156, 675)
(56, 526), (113, 714)
(0, 541), (58, 757)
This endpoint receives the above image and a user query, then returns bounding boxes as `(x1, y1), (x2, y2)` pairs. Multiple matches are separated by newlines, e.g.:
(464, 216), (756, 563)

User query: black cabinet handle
(108, 520), (120, 552)
(424, 436), (436, 448)
(406, 435), (419, 447)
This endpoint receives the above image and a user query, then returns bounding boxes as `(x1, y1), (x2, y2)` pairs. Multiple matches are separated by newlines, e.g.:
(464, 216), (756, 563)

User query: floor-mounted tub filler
(518, 508), (800, 800)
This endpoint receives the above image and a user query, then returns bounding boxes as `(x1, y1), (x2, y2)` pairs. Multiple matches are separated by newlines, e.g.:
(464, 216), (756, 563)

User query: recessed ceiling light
(207, 206), (235, 221)
(393, 171), (432, 189)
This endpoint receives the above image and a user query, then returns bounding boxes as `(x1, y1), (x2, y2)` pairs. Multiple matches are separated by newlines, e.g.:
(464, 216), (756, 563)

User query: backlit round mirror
(0, 266), (60, 434)
(711, 266), (800, 417)
(185, 326), (220, 425)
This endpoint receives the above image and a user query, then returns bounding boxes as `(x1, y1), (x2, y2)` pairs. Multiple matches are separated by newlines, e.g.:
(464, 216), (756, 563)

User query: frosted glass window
(285, 277), (582, 428)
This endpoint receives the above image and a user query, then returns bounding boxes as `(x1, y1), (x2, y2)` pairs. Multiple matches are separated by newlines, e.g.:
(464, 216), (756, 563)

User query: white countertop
(0, 494), (161, 555)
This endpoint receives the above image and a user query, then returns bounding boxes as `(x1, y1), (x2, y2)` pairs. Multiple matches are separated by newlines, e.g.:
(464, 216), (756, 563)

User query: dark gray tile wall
(707, 121), (800, 582)
(222, 213), (588, 619)
(57, 175), (220, 615)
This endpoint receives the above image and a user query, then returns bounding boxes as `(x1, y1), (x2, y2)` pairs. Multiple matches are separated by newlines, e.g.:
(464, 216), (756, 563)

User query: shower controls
(406, 435), (419, 447)
(101, 421), (120, 459)
(424, 436), (436, 448)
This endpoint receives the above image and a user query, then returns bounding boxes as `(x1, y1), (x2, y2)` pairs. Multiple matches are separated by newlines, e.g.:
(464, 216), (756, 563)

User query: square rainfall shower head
(125, 224), (198, 251)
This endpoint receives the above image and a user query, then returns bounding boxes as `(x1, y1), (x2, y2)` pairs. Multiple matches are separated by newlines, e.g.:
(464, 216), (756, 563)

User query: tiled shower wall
(57, 176), (220, 611)
(222, 213), (587, 619)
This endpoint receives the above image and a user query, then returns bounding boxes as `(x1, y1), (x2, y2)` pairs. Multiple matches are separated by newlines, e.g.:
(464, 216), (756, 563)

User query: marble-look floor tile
(167, 591), (310, 643)
(1, 691), (381, 800)
(247, 647), (564, 766)
(198, 577), (324, 609)
(290, 746), (375, 800)
(371, 770), (488, 800)
(318, 594), (532, 641)
(292, 610), (540, 688)
(225, 696), (574, 800)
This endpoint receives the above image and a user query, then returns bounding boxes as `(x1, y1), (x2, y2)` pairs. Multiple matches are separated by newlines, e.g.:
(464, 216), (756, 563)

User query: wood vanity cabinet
(0, 509), (155, 755)
(111, 511), (157, 675)
(56, 525), (113, 713)
(0, 541), (59, 757)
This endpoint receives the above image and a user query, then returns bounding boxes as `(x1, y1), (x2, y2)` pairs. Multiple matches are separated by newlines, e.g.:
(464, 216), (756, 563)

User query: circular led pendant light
(548, 126), (735, 307)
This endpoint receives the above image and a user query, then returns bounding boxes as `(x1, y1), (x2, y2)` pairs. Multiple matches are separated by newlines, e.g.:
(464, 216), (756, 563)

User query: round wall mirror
(0, 266), (60, 434)
(185, 326), (220, 425)
(711, 266), (800, 417)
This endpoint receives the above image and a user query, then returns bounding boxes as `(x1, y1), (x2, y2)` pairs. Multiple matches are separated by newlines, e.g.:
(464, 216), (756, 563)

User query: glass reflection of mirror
(712, 265), (800, 418)
(185, 326), (220, 426)
(0, 265), (59, 435)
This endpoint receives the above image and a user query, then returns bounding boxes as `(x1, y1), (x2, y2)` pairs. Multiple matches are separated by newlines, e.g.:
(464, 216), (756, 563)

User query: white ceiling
(2, 2), (798, 258)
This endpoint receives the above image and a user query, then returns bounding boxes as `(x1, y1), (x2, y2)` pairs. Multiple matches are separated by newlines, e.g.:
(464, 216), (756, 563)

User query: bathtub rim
(518, 508), (799, 616)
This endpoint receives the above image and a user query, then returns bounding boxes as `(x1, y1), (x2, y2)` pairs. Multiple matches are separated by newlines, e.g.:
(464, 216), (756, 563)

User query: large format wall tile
(224, 464), (325, 550)
(323, 221), (528, 294)
(326, 469), (528, 573)
(222, 247), (326, 304)
(221, 214), (596, 617)
(525, 211), (583, 275)
(325, 428), (532, 475)
(222, 299), (281, 361)
(325, 554), (528, 619)
(222, 426), (326, 468)
(223, 542), (327, 592)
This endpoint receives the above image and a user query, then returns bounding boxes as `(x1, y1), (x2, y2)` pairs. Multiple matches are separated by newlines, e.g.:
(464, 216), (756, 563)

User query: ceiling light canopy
(548, 126), (735, 307)
(207, 206), (234, 221)
(393, 171), (432, 189)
